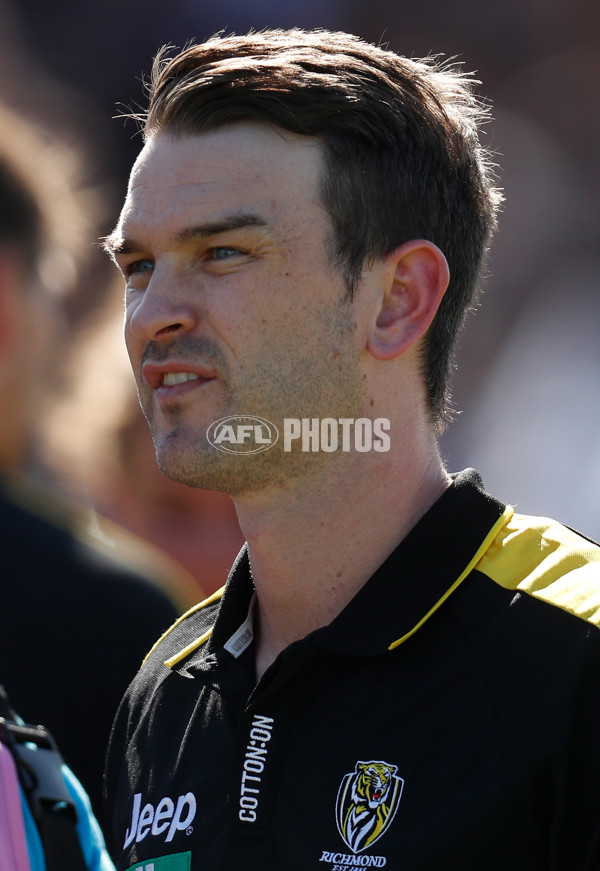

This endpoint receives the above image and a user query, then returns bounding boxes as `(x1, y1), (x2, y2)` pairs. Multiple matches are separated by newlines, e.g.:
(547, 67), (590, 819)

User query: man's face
(113, 123), (365, 495)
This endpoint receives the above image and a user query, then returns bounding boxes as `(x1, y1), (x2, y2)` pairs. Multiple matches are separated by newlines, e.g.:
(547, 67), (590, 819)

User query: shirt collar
(311, 469), (511, 656)
(197, 469), (512, 664)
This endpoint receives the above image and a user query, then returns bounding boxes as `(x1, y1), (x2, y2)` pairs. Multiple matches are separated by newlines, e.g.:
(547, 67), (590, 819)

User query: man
(0, 99), (180, 831)
(104, 29), (600, 871)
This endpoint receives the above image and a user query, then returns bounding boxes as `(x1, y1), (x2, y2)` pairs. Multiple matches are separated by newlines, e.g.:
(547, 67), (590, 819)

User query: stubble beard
(143, 301), (365, 497)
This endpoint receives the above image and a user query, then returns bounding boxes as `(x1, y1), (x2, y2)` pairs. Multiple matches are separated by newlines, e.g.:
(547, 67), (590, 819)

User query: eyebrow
(103, 212), (270, 257)
(175, 213), (269, 244)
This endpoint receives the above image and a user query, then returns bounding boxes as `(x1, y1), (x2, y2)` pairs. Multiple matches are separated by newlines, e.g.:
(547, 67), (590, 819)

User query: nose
(126, 270), (199, 342)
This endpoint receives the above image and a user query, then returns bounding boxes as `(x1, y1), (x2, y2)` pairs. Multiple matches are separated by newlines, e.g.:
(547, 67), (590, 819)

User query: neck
(233, 425), (450, 678)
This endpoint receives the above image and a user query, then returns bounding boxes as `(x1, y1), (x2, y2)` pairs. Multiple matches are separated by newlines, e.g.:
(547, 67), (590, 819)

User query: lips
(142, 361), (217, 390)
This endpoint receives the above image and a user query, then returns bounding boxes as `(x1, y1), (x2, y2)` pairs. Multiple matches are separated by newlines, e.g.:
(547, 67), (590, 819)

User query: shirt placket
(222, 642), (322, 861)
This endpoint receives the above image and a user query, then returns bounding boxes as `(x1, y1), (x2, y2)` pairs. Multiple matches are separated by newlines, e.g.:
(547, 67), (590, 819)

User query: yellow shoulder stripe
(164, 629), (214, 669)
(476, 514), (600, 626)
(141, 586), (225, 667)
(388, 506), (515, 650)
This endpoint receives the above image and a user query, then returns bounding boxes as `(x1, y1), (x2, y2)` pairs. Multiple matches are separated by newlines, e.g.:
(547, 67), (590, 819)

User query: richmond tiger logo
(335, 760), (404, 853)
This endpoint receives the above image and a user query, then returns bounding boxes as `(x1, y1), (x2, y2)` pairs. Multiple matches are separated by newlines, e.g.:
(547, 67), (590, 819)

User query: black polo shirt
(106, 469), (600, 870)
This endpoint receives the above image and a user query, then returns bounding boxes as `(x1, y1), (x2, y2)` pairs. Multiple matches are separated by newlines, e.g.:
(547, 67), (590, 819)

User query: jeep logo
(206, 415), (279, 454)
(123, 792), (197, 848)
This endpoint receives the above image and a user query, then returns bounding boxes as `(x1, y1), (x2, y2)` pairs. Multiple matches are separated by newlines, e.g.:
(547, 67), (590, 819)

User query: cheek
(124, 318), (142, 369)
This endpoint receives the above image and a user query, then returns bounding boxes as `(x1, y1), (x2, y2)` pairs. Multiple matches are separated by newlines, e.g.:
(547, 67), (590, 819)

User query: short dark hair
(140, 29), (502, 427)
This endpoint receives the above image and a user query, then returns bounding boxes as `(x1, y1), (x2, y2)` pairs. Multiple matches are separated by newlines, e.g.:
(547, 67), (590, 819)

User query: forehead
(118, 123), (326, 238)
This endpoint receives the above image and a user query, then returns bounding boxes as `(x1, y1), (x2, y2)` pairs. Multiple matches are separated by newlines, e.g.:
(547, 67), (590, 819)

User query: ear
(367, 240), (449, 361)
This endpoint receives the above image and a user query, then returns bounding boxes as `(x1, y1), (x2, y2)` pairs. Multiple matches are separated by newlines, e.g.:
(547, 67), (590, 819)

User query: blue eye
(128, 259), (154, 275)
(211, 247), (240, 260)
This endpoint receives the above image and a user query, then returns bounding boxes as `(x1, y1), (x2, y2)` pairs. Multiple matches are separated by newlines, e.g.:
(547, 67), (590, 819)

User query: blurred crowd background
(0, 0), (598, 837)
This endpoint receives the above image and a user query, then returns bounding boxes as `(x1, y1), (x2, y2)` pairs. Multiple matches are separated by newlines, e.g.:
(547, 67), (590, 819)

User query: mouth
(162, 371), (203, 386)
(142, 361), (217, 392)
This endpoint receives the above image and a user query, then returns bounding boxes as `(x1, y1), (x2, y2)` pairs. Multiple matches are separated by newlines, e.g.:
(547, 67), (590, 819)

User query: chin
(154, 445), (273, 496)
(153, 428), (333, 496)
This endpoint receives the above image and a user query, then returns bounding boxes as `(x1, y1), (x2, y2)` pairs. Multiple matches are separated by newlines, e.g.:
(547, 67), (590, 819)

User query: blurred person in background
(0, 684), (115, 870)
(0, 98), (182, 833)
